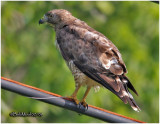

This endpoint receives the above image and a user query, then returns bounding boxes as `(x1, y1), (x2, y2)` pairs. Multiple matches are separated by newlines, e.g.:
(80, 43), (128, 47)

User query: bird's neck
(55, 17), (77, 30)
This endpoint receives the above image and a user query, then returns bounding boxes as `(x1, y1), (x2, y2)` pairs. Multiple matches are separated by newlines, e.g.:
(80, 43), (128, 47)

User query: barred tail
(116, 76), (141, 112)
(91, 73), (141, 112)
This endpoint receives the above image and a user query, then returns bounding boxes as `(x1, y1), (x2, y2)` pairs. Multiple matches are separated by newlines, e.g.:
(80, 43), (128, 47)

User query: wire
(151, 1), (159, 4)
(1, 77), (145, 123)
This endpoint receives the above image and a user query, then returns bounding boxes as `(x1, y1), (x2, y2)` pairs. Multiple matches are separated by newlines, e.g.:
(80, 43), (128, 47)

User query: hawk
(39, 9), (140, 112)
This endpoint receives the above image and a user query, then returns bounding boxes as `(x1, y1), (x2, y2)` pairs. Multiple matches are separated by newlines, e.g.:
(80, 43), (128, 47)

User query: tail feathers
(120, 83), (141, 112)
(116, 76), (141, 112)
(123, 91), (141, 112)
(96, 73), (140, 112)
(121, 75), (138, 96)
(129, 97), (141, 112)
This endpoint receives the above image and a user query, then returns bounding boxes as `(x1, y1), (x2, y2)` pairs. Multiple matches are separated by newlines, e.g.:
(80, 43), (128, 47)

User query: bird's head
(39, 9), (76, 28)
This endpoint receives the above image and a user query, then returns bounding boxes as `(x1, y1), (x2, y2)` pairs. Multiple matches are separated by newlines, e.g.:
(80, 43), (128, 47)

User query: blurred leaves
(1, 1), (159, 123)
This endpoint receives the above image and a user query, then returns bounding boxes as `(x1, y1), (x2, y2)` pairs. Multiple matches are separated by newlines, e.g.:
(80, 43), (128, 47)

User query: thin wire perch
(1, 77), (144, 123)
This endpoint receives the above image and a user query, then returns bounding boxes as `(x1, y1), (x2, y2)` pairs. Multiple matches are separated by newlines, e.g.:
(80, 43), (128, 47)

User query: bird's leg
(65, 84), (81, 105)
(80, 86), (91, 108)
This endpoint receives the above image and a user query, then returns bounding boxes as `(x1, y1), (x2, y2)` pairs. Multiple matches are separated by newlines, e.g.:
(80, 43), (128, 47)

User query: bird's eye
(49, 14), (53, 18)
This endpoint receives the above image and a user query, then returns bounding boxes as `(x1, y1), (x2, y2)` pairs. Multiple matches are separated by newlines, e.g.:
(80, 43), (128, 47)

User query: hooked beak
(39, 19), (44, 24)
(39, 15), (48, 25)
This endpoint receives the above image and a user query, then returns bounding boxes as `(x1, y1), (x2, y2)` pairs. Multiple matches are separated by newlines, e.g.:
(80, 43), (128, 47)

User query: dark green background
(1, 1), (159, 123)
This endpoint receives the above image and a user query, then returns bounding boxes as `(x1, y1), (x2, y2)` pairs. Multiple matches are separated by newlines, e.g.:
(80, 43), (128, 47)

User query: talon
(80, 100), (88, 109)
(74, 98), (80, 105)
(86, 104), (88, 110)
(78, 102), (81, 109)
(63, 96), (80, 105)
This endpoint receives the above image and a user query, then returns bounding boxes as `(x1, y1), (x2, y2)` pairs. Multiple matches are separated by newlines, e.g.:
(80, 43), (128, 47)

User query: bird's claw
(79, 101), (88, 110)
(62, 96), (80, 105)
(62, 96), (88, 110)
(73, 99), (80, 105)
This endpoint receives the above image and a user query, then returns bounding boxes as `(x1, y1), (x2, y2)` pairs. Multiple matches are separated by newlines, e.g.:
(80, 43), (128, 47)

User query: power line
(151, 1), (159, 4)
(1, 77), (144, 123)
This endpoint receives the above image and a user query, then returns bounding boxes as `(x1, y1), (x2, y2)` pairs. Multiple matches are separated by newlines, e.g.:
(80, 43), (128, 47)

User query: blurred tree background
(1, 1), (159, 123)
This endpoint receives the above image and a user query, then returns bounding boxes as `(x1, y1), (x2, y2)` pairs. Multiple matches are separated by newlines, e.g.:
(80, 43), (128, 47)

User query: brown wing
(56, 24), (140, 111)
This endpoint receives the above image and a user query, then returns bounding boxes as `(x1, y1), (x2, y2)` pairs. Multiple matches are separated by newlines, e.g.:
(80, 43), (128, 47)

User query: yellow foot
(62, 96), (80, 105)
(80, 100), (88, 109)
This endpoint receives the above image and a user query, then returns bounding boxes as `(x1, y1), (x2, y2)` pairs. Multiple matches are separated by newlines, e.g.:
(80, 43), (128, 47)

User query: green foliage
(1, 1), (159, 123)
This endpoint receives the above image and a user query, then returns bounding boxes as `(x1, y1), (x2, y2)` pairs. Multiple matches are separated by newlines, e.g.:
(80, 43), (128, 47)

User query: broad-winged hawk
(39, 9), (140, 112)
